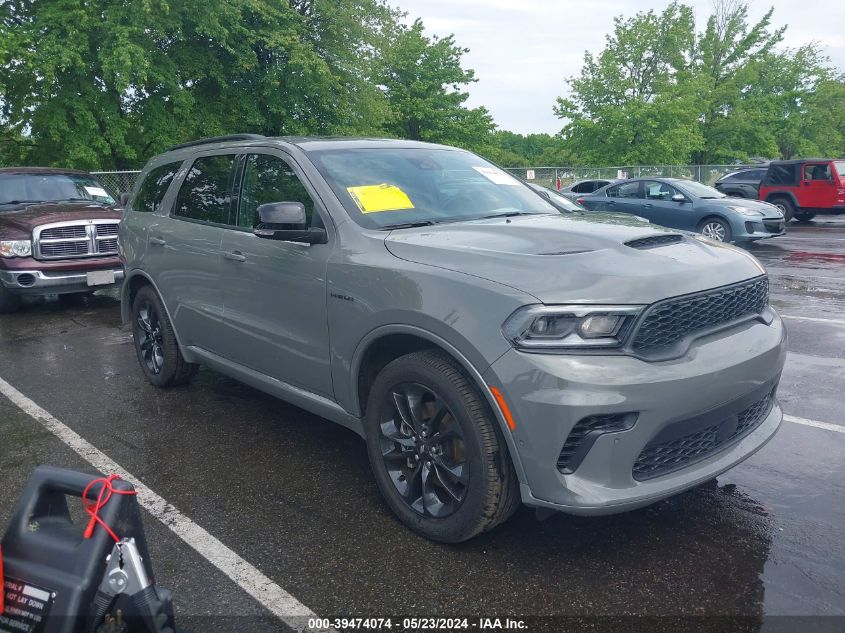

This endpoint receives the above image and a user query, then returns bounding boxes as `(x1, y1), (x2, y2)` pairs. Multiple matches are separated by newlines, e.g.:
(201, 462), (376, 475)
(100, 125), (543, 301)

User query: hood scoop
(625, 234), (684, 249)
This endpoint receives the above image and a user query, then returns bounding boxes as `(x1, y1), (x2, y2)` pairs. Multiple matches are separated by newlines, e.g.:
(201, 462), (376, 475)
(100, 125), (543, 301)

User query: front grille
(763, 220), (784, 234)
(35, 221), (120, 260)
(631, 277), (769, 353)
(557, 413), (636, 473)
(40, 225), (87, 240)
(633, 388), (775, 480)
(625, 234), (683, 249)
(41, 241), (91, 257)
(96, 223), (119, 237)
(97, 238), (118, 254)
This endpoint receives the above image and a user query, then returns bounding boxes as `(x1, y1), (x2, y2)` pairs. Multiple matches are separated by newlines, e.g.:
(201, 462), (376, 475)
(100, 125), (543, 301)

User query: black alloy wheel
(379, 382), (469, 518)
(131, 285), (198, 387)
(135, 299), (165, 375)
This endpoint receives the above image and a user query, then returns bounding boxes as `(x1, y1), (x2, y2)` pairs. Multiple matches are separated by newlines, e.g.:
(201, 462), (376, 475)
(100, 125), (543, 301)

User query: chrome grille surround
(33, 220), (120, 260)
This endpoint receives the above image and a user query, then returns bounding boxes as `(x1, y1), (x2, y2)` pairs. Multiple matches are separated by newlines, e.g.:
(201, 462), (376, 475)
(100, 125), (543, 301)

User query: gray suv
(119, 135), (786, 542)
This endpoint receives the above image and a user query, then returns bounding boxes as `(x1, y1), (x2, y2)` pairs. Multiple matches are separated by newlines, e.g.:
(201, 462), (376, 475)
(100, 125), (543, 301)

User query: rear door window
(174, 155), (237, 225)
(133, 162), (181, 213)
(606, 181), (640, 198)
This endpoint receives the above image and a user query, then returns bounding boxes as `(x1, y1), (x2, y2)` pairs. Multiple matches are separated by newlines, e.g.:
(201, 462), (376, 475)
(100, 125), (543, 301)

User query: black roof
(0, 166), (91, 175)
(164, 134), (454, 154)
(768, 158), (838, 165)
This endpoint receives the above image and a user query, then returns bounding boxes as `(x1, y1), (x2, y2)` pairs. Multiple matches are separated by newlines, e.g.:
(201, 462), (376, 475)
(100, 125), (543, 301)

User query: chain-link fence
(92, 164), (746, 197)
(91, 171), (142, 196)
(503, 165), (745, 189)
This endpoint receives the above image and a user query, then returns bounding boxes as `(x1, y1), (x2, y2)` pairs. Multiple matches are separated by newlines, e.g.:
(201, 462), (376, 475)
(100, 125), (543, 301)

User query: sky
(394, 0), (845, 135)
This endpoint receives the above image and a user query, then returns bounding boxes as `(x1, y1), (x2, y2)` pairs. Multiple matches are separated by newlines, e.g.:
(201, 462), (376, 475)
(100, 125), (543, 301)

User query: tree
(693, 1), (787, 163)
(0, 0), (395, 169)
(554, 2), (702, 165)
(375, 18), (494, 150)
(554, 0), (845, 165)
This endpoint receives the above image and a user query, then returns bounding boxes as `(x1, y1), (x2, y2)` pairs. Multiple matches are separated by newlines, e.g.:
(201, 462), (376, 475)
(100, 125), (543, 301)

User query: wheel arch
(764, 190), (799, 208)
(351, 325), (527, 485)
(121, 270), (188, 353)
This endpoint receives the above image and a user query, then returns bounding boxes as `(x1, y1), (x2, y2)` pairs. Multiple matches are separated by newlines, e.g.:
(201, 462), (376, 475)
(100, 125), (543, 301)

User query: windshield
(0, 173), (116, 208)
(529, 184), (585, 212)
(834, 161), (845, 180)
(309, 148), (558, 228)
(676, 180), (726, 199)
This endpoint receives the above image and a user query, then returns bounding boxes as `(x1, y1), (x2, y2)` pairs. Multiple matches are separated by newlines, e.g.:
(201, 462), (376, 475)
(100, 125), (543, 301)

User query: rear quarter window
(763, 164), (797, 186)
(132, 162), (182, 213)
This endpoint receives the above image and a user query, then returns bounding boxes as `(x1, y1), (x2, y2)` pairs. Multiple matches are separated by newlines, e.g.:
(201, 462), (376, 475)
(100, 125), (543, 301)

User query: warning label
(0, 577), (54, 633)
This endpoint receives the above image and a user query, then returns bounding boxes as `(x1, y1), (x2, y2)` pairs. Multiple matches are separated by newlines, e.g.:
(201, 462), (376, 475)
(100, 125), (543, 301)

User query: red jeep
(758, 159), (845, 222)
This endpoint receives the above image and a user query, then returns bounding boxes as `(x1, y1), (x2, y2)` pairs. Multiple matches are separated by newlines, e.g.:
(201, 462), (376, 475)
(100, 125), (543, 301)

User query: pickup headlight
(502, 305), (643, 350)
(728, 206), (764, 217)
(0, 240), (32, 258)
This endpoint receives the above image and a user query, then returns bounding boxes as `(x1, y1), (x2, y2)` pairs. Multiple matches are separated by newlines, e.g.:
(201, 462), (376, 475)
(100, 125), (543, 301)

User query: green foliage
(375, 18), (494, 150)
(556, 0), (845, 165)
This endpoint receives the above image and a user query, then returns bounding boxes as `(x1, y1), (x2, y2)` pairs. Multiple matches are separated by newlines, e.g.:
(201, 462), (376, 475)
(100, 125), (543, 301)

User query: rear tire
(131, 285), (198, 387)
(0, 285), (21, 314)
(769, 197), (794, 222)
(363, 350), (520, 542)
(794, 212), (815, 222)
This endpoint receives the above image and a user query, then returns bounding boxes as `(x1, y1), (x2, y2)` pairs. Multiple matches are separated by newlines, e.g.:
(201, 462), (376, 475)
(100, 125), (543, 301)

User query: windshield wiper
(63, 197), (107, 204)
(475, 211), (538, 220)
(1, 199), (43, 205)
(380, 220), (437, 230)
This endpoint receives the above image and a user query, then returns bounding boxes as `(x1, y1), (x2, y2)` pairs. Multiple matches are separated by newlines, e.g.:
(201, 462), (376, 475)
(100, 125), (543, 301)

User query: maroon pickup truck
(0, 167), (124, 313)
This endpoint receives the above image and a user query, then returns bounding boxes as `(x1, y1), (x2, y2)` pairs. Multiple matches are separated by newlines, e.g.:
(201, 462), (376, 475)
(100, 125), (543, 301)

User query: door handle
(607, 200), (616, 205)
(642, 203), (653, 208)
(224, 251), (246, 263)
(149, 236), (166, 246)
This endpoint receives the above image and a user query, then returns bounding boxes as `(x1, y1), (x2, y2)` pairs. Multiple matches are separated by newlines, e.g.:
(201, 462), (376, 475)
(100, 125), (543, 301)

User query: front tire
(699, 217), (733, 243)
(364, 350), (520, 542)
(131, 285), (198, 387)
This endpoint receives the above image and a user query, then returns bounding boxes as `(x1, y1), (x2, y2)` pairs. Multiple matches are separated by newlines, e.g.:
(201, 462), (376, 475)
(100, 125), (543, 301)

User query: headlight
(502, 305), (643, 350)
(728, 206), (764, 217)
(0, 240), (32, 258)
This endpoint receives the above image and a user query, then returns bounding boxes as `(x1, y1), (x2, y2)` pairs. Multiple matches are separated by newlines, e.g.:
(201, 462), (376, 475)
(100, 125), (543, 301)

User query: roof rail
(167, 134), (267, 152)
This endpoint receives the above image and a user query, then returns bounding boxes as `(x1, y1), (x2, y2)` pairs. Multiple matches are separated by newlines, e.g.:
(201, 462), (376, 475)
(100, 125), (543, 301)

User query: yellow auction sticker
(347, 184), (415, 213)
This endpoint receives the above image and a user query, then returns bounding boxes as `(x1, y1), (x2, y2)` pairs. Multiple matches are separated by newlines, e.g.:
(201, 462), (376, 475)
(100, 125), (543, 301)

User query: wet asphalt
(1, 218), (844, 632)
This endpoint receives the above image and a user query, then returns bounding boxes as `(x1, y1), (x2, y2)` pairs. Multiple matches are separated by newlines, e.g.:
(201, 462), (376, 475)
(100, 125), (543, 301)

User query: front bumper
(738, 217), (786, 239)
(0, 266), (124, 295)
(484, 311), (787, 515)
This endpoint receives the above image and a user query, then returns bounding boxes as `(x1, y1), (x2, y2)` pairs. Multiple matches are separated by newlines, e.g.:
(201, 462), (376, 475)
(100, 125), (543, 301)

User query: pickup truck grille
(34, 220), (120, 260)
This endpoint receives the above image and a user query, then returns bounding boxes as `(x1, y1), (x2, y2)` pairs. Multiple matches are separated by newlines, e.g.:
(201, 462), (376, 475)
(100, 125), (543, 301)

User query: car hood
(0, 202), (122, 239)
(709, 197), (783, 218)
(384, 214), (766, 304)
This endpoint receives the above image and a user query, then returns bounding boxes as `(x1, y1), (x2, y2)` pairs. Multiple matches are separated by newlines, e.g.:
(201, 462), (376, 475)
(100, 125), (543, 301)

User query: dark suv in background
(758, 159), (845, 222)
(714, 167), (768, 199)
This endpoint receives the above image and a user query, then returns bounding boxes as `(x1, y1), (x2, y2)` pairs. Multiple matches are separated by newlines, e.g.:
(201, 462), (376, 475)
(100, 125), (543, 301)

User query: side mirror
(119, 192), (131, 208)
(254, 201), (327, 244)
(671, 194), (686, 203)
(257, 201), (307, 228)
